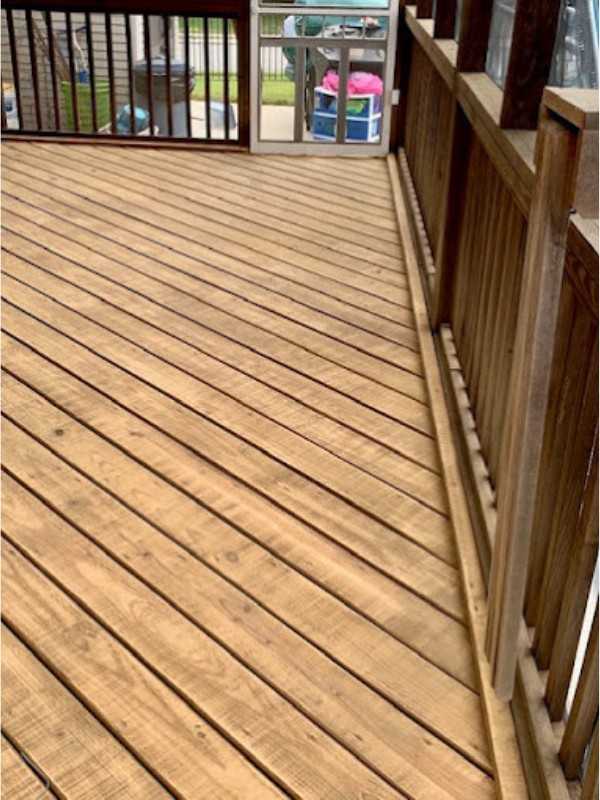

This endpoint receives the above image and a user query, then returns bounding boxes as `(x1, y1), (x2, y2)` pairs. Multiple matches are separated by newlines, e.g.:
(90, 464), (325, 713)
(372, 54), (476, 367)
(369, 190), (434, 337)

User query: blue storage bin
(314, 88), (382, 118)
(313, 110), (381, 142)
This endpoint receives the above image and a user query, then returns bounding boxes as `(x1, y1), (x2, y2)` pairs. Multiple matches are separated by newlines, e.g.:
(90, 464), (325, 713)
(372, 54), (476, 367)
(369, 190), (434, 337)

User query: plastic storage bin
(313, 87), (381, 142)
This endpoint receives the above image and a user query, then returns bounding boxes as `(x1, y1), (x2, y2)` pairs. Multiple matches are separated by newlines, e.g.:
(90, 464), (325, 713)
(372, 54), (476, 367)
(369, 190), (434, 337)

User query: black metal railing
(1, 1), (249, 144)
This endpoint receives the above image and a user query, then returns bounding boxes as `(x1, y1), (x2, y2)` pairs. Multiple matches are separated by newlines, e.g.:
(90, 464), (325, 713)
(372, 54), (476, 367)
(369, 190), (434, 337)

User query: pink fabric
(321, 70), (383, 96)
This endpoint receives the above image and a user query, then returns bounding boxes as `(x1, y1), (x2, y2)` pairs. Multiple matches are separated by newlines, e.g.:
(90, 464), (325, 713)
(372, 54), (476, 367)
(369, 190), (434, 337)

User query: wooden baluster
(485, 98), (580, 698)
(546, 450), (598, 720)
(163, 15), (173, 137)
(533, 340), (598, 671)
(559, 607), (598, 779)
(143, 14), (154, 135)
(581, 725), (599, 800)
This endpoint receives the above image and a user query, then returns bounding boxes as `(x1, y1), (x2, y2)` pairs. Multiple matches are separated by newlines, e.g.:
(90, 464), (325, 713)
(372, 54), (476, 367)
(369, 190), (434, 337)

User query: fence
(1, 0), (249, 144)
(394, 2), (599, 798)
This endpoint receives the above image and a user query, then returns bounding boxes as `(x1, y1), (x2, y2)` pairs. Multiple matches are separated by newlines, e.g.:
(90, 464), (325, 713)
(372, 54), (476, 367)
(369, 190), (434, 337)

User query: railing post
(456, 0), (493, 72)
(485, 89), (596, 699)
(500, 0), (562, 128)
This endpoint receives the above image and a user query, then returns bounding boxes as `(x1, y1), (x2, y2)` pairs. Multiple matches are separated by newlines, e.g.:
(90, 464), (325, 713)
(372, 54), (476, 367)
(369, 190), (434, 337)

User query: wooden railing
(394, 2), (599, 798)
(1, 0), (249, 145)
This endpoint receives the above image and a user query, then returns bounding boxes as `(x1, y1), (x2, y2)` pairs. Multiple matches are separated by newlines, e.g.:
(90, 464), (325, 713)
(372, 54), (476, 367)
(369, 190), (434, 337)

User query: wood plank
(3, 174), (429, 399)
(1, 338), (470, 656)
(80, 148), (405, 276)
(388, 154), (528, 799)
(0, 408), (487, 766)
(2, 279), (453, 563)
(2, 628), (172, 800)
(32, 144), (407, 286)
(1, 470), (493, 799)
(2, 198), (427, 406)
(5, 149), (409, 325)
(2, 245), (443, 511)
(0, 233), (429, 477)
(2, 542), (287, 800)
(1, 529), (412, 800)
(500, 0), (562, 129)
(1, 735), (56, 800)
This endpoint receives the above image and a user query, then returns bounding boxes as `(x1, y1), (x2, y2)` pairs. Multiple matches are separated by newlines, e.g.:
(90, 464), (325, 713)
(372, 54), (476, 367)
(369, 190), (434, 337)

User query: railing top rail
(2, 0), (245, 15)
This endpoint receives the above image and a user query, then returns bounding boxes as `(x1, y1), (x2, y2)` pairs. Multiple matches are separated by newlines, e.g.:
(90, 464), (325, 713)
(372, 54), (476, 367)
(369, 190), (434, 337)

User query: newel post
(485, 89), (598, 699)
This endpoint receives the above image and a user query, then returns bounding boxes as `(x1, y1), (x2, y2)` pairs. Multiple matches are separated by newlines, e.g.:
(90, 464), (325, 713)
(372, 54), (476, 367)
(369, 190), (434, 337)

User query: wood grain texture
(2, 628), (172, 800)
(1, 143), (498, 800)
(1, 735), (56, 800)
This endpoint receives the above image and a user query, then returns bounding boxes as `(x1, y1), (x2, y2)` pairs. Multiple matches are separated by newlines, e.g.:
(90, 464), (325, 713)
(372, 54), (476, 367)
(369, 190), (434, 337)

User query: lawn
(192, 74), (295, 106)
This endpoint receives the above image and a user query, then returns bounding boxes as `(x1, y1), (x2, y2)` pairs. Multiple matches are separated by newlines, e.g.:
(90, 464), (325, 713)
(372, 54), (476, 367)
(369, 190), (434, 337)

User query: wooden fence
(394, 3), (599, 798)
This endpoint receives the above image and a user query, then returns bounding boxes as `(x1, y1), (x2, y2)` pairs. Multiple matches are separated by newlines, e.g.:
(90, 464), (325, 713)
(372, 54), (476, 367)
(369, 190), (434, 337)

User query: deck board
(2, 143), (496, 799)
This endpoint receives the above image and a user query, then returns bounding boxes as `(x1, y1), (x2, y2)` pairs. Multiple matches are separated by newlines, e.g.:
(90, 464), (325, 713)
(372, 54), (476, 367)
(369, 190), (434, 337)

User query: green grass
(192, 75), (295, 106)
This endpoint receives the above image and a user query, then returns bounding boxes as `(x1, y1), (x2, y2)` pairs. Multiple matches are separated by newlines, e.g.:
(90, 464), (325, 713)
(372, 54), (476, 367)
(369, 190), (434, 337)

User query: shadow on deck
(2, 143), (508, 799)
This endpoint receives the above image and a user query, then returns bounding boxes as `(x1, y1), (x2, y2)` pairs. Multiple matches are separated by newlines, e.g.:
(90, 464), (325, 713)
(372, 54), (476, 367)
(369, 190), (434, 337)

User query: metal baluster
(105, 13), (117, 132)
(223, 17), (230, 140)
(6, 9), (23, 130)
(65, 12), (80, 132)
(85, 12), (98, 131)
(125, 14), (135, 134)
(163, 14), (173, 136)
(204, 16), (211, 138)
(25, 9), (42, 129)
(143, 14), (154, 135)
(45, 11), (61, 130)
(184, 16), (192, 138)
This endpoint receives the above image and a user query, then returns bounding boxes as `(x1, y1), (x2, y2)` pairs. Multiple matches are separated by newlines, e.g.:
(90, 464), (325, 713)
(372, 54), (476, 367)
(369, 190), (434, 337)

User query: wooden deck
(2, 142), (498, 799)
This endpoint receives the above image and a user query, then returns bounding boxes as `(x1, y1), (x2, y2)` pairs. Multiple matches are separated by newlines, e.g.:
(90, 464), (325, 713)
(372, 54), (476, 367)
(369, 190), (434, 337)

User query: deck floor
(2, 143), (494, 799)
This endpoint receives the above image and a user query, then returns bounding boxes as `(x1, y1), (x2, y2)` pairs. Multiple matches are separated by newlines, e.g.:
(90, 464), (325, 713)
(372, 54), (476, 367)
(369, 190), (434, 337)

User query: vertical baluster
(293, 45), (306, 142)
(45, 11), (61, 130)
(143, 14), (154, 135)
(125, 14), (135, 134)
(6, 9), (23, 130)
(25, 9), (42, 130)
(65, 12), (80, 133)
(204, 17), (212, 138)
(560, 607), (599, 779)
(84, 12), (98, 131)
(336, 47), (350, 144)
(223, 17), (230, 140)
(105, 14), (117, 133)
(163, 15), (173, 136)
(184, 16), (192, 138)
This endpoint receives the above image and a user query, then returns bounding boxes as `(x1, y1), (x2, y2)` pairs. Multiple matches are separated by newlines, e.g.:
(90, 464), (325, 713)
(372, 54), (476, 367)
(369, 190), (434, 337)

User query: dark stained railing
(1, 0), (249, 144)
